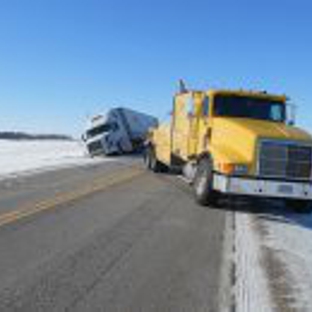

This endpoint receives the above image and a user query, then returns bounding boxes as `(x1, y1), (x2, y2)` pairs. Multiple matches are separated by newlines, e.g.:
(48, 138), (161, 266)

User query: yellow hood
(210, 118), (312, 171)
(218, 118), (312, 142)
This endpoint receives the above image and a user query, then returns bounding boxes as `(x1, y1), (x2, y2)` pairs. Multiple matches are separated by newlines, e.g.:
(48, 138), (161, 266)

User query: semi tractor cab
(145, 87), (312, 212)
(84, 107), (158, 156)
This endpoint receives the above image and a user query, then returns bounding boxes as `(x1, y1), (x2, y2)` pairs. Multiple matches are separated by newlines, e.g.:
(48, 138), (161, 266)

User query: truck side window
(203, 97), (210, 116)
(186, 96), (194, 116)
(271, 104), (284, 122)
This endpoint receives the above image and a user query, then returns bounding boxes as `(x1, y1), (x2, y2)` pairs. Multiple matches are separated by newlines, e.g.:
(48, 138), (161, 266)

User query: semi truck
(84, 107), (158, 156)
(145, 85), (312, 212)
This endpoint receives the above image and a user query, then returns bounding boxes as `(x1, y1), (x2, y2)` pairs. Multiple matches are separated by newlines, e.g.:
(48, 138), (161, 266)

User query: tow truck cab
(146, 89), (312, 212)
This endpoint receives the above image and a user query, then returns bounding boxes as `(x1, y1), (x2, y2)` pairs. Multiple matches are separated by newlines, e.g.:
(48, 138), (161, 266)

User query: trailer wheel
(193, 157), (218, 206)
(284, 199), (312, 214)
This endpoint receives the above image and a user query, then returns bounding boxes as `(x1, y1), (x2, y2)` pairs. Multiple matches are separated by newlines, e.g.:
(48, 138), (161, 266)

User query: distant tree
(0, 131), (73, 141)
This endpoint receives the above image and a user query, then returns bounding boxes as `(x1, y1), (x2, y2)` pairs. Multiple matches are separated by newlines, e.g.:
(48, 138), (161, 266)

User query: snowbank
(234, 204), (312, 312)
(0, 140), (107, 179)
(263, 211), (312, 311)
(235, 212), (273, 312)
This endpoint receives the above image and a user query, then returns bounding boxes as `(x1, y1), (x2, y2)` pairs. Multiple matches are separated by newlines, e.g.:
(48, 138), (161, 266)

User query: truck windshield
(87, 123), (111, 138)
(214, 95), (286, 122)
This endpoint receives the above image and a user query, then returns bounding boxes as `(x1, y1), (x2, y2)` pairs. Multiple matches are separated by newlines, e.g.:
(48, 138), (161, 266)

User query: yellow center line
(0, 167), (143, 227)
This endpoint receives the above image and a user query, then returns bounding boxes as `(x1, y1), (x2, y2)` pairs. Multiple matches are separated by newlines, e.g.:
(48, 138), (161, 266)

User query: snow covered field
(0, 140), (108, 179)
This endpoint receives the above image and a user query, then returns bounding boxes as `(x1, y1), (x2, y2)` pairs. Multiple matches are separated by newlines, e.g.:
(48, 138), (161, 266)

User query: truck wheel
(284, 199), (312, 214)
(193, 157), (218, 206)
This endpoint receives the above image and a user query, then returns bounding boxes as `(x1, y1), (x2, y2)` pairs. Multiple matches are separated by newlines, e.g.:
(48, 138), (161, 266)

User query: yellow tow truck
(144, 84), (312, 212)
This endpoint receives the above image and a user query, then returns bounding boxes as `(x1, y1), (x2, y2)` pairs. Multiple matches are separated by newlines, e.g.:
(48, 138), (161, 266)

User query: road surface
(0, 157), (228, 312)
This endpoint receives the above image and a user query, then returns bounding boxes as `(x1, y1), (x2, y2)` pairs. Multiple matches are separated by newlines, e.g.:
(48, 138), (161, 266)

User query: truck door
(187, 93), (204, 156)
(197, 95), (212, 153)
(172, 93), (197, 160)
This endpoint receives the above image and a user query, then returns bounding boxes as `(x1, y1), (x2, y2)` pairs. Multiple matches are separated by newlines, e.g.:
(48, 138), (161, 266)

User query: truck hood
(213, 117), (312, 142)
(211, 118), (312, 171)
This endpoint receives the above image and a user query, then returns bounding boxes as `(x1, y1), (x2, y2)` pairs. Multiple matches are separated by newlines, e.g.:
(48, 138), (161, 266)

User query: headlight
(219, 163), (249, 175)
(233, 164), (249, 175)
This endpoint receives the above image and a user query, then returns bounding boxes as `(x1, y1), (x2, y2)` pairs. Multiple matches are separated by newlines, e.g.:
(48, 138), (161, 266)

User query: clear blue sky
(0, 0), (311, 137)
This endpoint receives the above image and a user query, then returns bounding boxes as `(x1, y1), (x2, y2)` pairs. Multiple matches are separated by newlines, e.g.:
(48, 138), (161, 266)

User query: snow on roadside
(235, 211), (273, 312)
(0, 140), (109, 179)
(234, 205), (312, 312)
(262, 211), (312, 312)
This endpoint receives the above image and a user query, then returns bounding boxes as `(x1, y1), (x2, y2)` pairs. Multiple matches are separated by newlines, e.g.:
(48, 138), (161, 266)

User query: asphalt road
(0, 157), (228, 312)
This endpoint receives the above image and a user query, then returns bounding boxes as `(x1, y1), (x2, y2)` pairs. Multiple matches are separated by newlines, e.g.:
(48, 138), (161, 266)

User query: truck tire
(284, 199), (312, 214)
(144, 146), (162, 172)
(193, 157), (218, 206)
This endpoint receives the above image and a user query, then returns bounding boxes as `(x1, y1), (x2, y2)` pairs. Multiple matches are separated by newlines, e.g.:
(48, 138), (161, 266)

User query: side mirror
(286, 103), (297, 126)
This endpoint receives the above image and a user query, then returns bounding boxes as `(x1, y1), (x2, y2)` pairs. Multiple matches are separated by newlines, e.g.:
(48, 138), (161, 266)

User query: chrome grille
(259, 141), (312, 179)
(87, 140), (103, 154)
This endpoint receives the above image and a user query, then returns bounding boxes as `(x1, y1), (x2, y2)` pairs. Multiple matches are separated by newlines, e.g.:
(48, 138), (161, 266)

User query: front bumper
(213, 173), (312, 200)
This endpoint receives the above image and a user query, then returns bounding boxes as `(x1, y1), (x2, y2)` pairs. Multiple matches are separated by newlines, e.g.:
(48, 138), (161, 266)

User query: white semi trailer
(84, 107), (158, 156)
